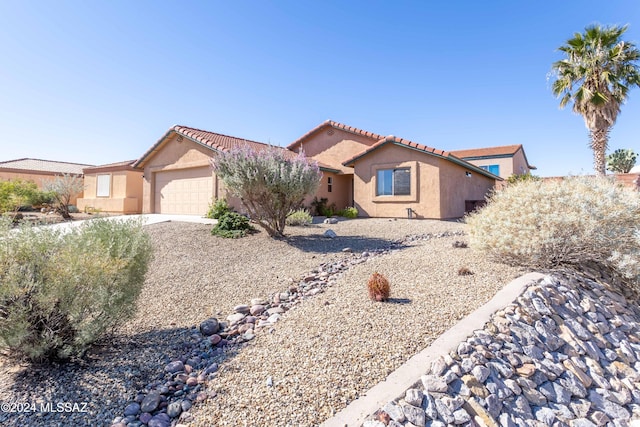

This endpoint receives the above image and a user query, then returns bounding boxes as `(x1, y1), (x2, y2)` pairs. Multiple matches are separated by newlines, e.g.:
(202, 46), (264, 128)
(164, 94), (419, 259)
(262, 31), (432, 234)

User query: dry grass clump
(367, 272), (390, 302)
(458, 266), (473, 276)
(466, 176), (640, 291)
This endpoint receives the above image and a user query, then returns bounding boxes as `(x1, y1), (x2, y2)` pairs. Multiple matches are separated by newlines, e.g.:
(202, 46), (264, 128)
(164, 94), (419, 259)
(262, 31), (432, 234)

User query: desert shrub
(286, 209), (312, 226)
(212, 146), (321, 237)
(458, 267), (473, 276)
(310, 197), (337, 217)
(0, 179), (45, 213)
(337, 207), (358, 219)
(466, 177), (640, 289)
(206, 198), (231, 219)
(43, 174), (84, 219)
(211, 212), (254, 238)
(0, 217), (152, 362)
(367, 272), (390, 302)
(506, 172), (541, 185)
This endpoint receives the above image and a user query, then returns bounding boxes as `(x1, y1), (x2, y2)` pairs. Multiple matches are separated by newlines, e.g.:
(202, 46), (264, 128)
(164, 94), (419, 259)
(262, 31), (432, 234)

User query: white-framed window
(327, 176), (333, 193)
(376, 168), (410, 196)
(96, 174), (111, 197)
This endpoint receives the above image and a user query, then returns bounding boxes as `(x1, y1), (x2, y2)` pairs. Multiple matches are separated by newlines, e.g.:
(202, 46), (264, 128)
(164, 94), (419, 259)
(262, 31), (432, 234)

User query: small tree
(607, 148), (637, 173)
(44, 174), (84, 219)
(211, 146), (322, 237)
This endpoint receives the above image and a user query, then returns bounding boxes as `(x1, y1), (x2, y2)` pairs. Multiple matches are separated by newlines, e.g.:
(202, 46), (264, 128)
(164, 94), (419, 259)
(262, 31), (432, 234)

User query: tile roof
(342, 136), (501, 180)
(83, 160), (139, 173)
(287, 120), (384, 150)
(0, 158), (92, 175)
(450, 144), (536, 170)
(449, 144), (523, 159)
(134, 125), (296, 168)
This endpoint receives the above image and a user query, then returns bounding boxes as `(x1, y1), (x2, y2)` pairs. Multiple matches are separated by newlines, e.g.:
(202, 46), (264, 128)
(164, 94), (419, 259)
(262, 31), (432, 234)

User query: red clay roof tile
(288, 120), (383, 150)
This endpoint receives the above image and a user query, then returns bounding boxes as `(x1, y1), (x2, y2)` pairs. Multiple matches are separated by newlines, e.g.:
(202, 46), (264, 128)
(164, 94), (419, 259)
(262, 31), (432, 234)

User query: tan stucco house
(76, 160), (143, 214)
(289, 121), (500, 219)
(132, 125), (325, 215)
(130, 121), (503, 219)
(449, 145), (536, 179)
(0, 158), (92, 205)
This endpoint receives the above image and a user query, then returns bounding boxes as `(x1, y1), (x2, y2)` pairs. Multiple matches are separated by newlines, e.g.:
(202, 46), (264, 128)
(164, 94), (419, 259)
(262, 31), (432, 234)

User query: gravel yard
(0, 218), (525, 426)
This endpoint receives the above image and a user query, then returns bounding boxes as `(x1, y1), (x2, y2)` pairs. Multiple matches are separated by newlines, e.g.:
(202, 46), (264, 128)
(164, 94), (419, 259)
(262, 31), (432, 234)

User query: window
(96, 174), (111, 197)
(327, 176), (333, 193)
(376, 168), (410, 196)
(480, 165), (500, 176)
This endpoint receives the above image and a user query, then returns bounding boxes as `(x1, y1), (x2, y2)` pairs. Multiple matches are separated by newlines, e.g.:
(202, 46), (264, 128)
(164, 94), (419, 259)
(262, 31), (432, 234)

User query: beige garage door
(154, 167), (213, 215)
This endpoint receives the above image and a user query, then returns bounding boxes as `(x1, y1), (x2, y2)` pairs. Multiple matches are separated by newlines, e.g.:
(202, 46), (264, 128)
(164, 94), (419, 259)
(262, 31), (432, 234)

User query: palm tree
(551, 24), (640, 176)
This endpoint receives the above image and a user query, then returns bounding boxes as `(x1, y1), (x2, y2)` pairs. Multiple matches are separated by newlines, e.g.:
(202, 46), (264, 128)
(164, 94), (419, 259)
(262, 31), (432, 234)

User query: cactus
(367, 272), (390, 302)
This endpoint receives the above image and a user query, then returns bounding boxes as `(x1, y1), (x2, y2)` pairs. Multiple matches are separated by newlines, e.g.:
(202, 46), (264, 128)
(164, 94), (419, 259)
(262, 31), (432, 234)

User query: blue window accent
(480, 165), (500, 176)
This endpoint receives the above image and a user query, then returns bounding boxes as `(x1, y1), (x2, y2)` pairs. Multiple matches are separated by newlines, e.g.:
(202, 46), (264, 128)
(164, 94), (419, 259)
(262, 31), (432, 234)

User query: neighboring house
(289, 121), (500, 219)
(76, 160), (143, 214)
(0, 158), (92, 204)
(449, 145), (536, 179)
(132, 125), (335, 215)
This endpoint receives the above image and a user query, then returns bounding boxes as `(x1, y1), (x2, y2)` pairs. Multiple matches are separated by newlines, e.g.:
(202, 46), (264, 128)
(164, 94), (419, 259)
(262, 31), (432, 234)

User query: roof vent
(327, 129), (335, 136)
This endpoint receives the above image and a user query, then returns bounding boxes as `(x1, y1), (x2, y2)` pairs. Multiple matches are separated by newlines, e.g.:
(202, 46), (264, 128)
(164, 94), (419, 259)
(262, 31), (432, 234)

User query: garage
(154, 167), (213, 215)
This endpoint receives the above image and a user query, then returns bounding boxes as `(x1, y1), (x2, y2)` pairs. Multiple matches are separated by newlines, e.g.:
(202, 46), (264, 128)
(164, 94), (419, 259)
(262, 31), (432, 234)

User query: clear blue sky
(1, 1), (639, 177)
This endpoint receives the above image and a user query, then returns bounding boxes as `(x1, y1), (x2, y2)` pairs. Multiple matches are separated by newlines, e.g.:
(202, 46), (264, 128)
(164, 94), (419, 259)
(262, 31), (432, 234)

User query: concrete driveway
(41, 214), (217, 232)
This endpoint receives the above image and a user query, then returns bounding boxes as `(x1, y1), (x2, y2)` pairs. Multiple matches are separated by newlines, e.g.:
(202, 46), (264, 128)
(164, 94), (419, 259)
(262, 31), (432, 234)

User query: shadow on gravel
(385, 298), (412, 305)
(284, 234), (406, 254)
(1, 326), (238, 427)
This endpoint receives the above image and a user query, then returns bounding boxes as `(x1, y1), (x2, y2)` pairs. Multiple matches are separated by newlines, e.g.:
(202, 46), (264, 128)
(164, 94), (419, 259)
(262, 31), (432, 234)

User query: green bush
(0, 179), (49, 213)
(0, 217), (152, 362)
(337, 207), (358, 219)
(310, 197), (337, 217)
(206, 198), (231, 219)
(211, 212), (254, 238)
(286, 209), (312, 226)
(466, 177), (640, 290)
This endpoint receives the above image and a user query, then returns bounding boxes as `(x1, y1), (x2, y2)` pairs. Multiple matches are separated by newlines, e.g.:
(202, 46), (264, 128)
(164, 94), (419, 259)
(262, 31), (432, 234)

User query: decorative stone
(404, 388), (423, 407)
(323, 229), (337, 238)
(421, 375), (448, 393)
(140, 392), (161, 413)
(233, 304), (250, 314)
(165, 361), (185, 374)
(382, 402), (405, 423)
(167, 401), (182, 418)
(123, 402), (140, 416)
(250, 304), (266, 316)
(402, 404), (426, 426)
(199, 318), (220, 336)
(226, 313), (245, 324)
(323, 217), (338, 224)
(209, 334), (222, 345)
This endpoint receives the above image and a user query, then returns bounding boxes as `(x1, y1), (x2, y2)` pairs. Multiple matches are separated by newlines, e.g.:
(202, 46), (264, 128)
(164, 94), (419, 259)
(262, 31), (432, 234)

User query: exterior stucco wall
(352, 144), (496, 219)
(77, 170), (143, 214)
(511, 150), (531, 176)
(352, 144), (440, 218)
(293, 128), (377, 173)
(141, 135), (223, 214)
(302, 171), (352, 213)
(438, 163), (496, 219)
(462, 157), (514, 179)
(461, 149), (532, 179)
